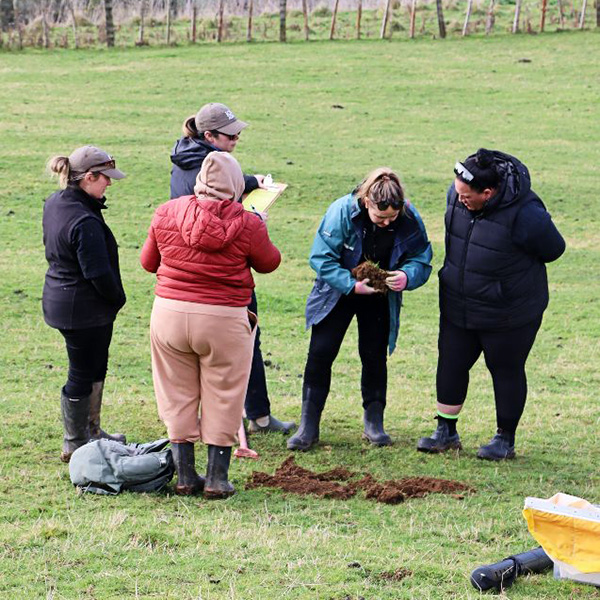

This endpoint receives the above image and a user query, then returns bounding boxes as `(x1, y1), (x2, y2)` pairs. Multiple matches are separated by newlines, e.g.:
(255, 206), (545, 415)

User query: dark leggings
(304, 292), (389, 407)
(59, 323), (113, 398)
(436, 316), (542, 432)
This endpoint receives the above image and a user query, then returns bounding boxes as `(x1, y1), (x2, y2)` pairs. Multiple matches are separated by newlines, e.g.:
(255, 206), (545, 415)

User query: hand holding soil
(352, 261), (389, 294)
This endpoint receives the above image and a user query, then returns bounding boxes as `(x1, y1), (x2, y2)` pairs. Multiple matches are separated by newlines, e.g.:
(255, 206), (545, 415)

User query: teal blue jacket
(305, 193), (432, 354)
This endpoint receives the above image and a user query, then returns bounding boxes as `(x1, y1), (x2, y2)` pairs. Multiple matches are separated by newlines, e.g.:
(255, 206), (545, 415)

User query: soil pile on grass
(247, 456), (473, 504)
(351, 261), (388, 293)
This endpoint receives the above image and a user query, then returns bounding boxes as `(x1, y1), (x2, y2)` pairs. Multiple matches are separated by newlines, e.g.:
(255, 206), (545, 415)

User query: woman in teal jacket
(288, 168), (432, 451)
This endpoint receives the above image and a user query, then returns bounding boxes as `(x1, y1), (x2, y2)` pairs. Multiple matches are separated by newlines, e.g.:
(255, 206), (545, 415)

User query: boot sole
(204, 489), (236, 500)
(361, 433), (392, 447)
(416, 442), (462, 454)
(476, 451), (516, 461)
(287, 437), (319, 451)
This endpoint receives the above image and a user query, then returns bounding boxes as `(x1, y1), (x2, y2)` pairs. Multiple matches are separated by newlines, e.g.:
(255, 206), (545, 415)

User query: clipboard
(242, 182), (287, 213)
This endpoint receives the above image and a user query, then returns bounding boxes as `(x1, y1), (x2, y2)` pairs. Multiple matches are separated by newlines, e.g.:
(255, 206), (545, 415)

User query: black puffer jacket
(169, 136), (259, 199)
(439, 151), (565, 331)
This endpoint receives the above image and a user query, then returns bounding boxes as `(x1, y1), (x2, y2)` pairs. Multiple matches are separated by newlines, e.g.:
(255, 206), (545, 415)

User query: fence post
(380, 0), (391, 38)
(191, 1), (197, 42)
(247, 0), (253, 41)
(435, 0), (446, 37)
(540, 0), (548, 31)
(578, 0), (587, 27)
(279, 0), (287, 42)
(512, 0), (521, 32)
(302, 0), (309, 40)
(104, 0), (115, 47)
(356, 0), (362, 39)
(330, 0), (340, 40)
(217, 0), (224, 42)
(462, 0), (473, 35)
(409, 0), (417, 38)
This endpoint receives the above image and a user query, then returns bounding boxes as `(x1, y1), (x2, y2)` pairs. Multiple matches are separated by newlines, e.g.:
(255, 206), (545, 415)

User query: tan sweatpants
(150, 296), (257, 446)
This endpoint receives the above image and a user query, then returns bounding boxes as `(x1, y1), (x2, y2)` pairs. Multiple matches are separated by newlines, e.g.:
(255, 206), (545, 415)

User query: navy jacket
(439, 151), (566, 330)
(170, 136), (259, 199)
(42, 186), (125, 330)
(305, 193), (432, 354)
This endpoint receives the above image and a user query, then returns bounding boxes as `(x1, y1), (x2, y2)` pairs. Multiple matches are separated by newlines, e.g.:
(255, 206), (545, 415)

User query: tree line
(1, 0), (598, 49)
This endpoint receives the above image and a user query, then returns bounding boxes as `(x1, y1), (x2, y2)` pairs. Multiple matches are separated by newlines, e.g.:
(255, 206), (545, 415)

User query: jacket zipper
(459, 213), (482, 327)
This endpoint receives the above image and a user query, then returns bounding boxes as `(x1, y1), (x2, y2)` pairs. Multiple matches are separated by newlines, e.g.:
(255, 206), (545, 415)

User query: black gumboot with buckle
(362, 401), (392, 446)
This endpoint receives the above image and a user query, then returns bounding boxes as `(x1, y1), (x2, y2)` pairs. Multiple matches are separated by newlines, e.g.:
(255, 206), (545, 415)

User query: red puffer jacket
(140, 195), (281, 307)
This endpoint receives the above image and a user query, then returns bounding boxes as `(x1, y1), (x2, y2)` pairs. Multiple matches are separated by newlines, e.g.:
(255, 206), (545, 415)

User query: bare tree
(0, 0), (15, 32)
(104, 0), (115, 47)
(578, 0), (587, 27)
(435, 0), (446, 38)
(556, 0), (565, 28)
(67, 0), (78, 48)
(279, 0), (286, 42)
(462, 0), (473, 35)
(485, 0), (495, 34)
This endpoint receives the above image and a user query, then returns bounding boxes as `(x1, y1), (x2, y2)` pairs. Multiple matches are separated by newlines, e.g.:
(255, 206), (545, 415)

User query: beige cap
(68, 146), (126, 179)
(195, 103), (248, 136)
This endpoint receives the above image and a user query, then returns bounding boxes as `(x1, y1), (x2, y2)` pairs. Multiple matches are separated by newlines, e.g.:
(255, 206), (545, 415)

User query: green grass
(1, 32), (599, 599)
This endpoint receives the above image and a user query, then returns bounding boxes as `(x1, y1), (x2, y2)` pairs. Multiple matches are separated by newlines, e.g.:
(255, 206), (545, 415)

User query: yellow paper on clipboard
(242, 182), (287, 213)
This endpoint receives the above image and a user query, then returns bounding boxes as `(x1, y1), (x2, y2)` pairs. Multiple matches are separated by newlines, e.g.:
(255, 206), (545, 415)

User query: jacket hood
(170, 136), (212, 170)
(194, 151), (245, 202)
(175, 196), (246, 253)
(476, 150), (532, 211)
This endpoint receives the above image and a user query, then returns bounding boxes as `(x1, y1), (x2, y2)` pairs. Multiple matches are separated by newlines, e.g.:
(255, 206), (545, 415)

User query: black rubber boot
(417, 417), (462, 453)
(204, 445), (235, 499)
(362, 401), (392, 446)
(171, 442), (205, 495)
(477, 429), (515, 461)
(88, 381), (127, 444)
(286, 387), (327, 451)
(60, 388), (91, 463)
(248, 414), (297, 434)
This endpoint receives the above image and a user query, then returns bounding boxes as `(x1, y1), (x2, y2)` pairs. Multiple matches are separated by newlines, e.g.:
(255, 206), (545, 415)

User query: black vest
(439, 187), (548, 331)
(42, 186), (123, 330)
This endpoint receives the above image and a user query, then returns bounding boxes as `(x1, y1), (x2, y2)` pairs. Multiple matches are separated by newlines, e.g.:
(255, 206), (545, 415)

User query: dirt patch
(352, 260), (389, 293)
(246, 456), (474, 504)
(376, 567), (413, 582)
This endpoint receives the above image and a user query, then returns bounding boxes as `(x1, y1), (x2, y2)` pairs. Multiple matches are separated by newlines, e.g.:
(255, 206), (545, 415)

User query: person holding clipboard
(169, 102), (295, 436)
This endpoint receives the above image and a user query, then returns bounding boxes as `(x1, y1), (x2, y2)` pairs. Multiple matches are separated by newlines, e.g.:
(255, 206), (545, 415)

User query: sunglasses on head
(212, 130), (239, 141)
(89, 159), (116, 173)
(454, 161), (475, 182)
(367, 197), (402, 212)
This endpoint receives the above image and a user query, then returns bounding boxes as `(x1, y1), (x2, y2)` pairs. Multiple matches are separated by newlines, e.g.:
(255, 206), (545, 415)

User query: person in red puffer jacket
(141, 152), (281, 499)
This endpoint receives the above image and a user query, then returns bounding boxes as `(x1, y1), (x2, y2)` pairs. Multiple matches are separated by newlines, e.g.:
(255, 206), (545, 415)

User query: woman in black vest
(417, 149), (565, 460)
(43, 146), (127, 462)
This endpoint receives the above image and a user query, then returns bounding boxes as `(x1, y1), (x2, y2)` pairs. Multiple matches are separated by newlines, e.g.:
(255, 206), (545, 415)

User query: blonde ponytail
(47, 155), (71, 188)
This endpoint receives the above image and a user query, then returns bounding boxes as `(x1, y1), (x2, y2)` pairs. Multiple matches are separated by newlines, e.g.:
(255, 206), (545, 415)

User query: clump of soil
(246, 456), (474, 504)
(352, 260), (389, 293)
(376, 567), (413, 582)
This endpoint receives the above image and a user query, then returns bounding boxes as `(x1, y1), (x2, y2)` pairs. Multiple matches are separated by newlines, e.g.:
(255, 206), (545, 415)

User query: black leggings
(304, 292), (389, 407)
(59, 323), (113, 398)
(436, 316), (542, 432)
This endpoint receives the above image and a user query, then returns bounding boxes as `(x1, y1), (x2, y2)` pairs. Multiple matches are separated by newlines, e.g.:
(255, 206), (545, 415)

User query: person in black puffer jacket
(417, 149), (566, 460)
(43, 146), (128, 462)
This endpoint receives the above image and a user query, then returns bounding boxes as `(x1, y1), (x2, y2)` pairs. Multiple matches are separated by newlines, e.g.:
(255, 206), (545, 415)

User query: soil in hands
(352, 260), (389, 293)
(246, 456), (474, 504)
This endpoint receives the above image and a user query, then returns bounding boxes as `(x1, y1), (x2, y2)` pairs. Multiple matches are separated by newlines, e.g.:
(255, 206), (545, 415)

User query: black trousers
(59, 323), (113, 398)
(436, 316), (542, 432)
(304, 292), (389, 407)
(244, 291), (271, 420)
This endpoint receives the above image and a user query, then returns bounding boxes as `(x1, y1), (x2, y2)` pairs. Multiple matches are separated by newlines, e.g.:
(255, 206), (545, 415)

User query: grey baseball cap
(68, 146), (126, 179)
(195, 103), (248, 136)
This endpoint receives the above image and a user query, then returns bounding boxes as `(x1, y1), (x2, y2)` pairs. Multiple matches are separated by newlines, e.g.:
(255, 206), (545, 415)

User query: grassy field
(0, 32), (599, 599)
